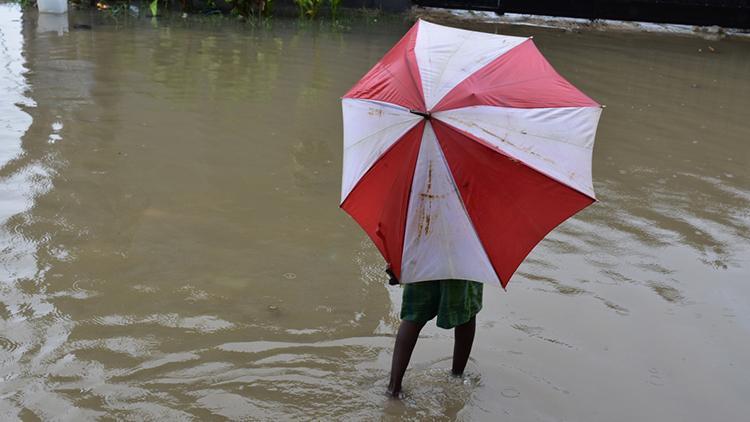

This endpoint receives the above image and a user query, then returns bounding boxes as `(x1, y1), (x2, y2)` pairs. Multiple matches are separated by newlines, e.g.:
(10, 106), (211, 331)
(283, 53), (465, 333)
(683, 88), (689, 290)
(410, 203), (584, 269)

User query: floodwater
(0, 4), (748, 420)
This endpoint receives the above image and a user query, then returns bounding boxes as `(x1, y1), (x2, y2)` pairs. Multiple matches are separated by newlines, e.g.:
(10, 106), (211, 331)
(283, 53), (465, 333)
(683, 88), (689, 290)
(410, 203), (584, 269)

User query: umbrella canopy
(340, 19), (602, 288)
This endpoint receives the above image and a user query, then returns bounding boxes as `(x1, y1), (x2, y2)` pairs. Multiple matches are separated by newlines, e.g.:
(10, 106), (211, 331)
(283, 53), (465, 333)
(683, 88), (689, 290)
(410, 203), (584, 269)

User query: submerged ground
(0, 4), (748, 420)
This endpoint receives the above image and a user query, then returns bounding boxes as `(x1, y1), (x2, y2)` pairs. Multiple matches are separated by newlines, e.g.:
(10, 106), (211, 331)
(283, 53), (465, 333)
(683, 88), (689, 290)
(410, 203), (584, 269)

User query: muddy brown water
(1, 4), (749, 420)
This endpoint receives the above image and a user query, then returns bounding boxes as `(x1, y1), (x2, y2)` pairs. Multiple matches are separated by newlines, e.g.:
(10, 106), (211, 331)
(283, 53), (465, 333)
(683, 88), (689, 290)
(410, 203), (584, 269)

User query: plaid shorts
(400, 279), (483, 329)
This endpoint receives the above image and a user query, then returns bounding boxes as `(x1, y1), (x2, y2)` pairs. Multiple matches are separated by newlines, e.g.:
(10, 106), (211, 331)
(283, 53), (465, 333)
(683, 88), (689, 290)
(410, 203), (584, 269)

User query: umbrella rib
(432, 127), (503, 285)
(433, 119), (596, 200)
(344, 116), (421, 151)
(439, 74), (596, 111)
(351, 98), (412, 113)
(426, 35), (471, 110)
(377, 61), (425, 110)
(433, 108), (596, 150)
(472, 119), (591, 150)
(435, 75), (548, 112)
(468, 75), (551, 93)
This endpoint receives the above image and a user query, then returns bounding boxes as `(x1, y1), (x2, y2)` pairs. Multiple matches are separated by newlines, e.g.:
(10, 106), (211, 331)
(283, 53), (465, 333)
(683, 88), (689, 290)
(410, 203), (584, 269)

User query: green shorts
(400, 279), (483, 329)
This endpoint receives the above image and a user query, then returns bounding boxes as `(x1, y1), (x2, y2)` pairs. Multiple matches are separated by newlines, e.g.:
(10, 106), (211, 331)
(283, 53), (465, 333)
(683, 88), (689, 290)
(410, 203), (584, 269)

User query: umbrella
(340, 19), (602, 288)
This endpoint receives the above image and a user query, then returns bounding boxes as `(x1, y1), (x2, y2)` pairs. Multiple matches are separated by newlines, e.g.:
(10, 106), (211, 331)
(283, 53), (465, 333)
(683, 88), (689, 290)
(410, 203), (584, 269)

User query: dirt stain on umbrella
(417, 160), (448, 239)
(416, 161), (435, 239)
(368, 107), (383, 117)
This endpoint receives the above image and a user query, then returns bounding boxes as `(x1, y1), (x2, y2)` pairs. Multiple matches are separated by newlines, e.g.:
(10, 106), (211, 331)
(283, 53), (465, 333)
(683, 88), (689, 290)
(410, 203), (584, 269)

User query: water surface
(0, 5), (748, 420)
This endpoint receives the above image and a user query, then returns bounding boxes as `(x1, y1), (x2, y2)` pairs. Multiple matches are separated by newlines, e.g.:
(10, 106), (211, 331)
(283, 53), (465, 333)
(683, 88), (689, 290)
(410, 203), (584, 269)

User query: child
(386, 268), (483, 397)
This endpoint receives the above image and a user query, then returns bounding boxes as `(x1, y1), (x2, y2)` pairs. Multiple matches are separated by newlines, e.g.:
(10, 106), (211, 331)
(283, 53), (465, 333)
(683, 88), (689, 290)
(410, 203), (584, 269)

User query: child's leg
(388, 319), (426, 396)
(452, 315), (476, 375)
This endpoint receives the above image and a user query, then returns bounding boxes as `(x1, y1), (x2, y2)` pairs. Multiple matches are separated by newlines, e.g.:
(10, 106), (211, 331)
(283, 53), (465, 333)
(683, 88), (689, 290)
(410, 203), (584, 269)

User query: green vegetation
(13, 0), (379, 23)
(329, 0), (341, 20)
(231, 0), (275, 18)
(11, 0), (36, 7)
(293, 0), (345, 20)
(294, 0), (323, 19)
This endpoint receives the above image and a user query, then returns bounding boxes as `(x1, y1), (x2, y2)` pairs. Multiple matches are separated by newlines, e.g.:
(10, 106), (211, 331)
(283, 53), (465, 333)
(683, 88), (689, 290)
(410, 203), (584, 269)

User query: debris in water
(501, 387), (520, 398)
(649, 282), (684, 303)
(283, 272), (297, 280)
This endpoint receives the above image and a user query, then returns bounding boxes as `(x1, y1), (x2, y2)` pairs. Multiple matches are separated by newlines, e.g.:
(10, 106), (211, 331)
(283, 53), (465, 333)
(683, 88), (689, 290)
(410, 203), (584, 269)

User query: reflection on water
(0, 4), (748, 420)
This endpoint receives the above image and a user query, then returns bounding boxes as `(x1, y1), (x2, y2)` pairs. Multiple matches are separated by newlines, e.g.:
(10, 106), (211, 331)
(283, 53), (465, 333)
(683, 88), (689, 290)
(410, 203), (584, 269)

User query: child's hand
(385, 266), (399, 285)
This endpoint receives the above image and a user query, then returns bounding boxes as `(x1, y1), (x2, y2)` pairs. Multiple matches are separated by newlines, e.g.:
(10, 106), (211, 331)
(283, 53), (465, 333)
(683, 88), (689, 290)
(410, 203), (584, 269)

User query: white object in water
(37, 11), (68, 35)
(37, 0), (68, 14)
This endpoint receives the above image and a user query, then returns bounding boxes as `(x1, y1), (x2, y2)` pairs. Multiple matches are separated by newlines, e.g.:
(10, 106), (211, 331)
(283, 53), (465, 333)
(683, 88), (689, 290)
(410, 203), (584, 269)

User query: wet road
(0, 4), (749, 420)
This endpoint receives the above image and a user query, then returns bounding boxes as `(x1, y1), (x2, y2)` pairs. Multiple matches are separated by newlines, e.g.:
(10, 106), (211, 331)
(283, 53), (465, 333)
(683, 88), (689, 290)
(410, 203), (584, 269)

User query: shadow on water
(0, 4), (749, 420)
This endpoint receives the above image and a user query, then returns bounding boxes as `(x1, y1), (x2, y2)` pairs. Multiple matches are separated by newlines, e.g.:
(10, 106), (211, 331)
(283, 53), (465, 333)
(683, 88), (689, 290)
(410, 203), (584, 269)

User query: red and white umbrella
(340, 20), (602, 288)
